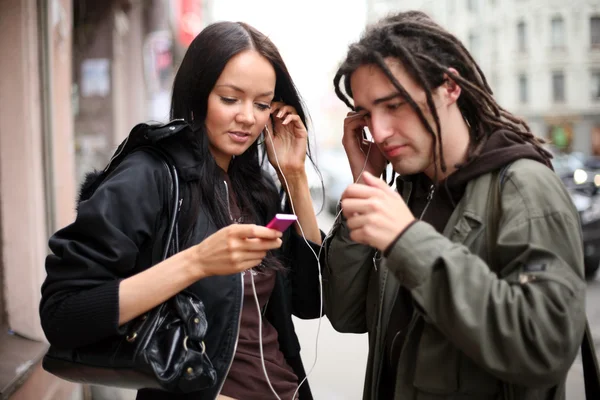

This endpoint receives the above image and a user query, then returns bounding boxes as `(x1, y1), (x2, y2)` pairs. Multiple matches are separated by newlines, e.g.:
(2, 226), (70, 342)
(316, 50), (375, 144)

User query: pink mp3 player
(266, 213), (297, 232)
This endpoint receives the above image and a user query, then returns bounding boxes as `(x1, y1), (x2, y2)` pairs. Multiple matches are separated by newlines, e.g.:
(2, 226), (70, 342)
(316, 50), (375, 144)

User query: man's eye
(387, 102), (403, 111)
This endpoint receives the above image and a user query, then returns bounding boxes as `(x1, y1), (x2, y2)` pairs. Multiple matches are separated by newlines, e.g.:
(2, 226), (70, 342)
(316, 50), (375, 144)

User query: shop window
(548, 124), (573, 152)
(592, 126), (600, 156)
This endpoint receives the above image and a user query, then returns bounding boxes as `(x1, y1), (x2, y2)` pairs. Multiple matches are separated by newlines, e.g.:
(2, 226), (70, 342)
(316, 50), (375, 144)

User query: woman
(40, 21), (323, 400)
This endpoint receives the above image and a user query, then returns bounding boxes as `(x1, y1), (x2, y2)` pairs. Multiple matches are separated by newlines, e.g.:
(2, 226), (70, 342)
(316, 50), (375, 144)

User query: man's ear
(441, 67), (462, 106)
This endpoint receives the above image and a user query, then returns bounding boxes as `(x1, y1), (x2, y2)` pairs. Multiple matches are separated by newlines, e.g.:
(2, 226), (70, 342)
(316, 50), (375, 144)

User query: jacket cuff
(383, 220), (418, 257)
(384, 221), (452, 289)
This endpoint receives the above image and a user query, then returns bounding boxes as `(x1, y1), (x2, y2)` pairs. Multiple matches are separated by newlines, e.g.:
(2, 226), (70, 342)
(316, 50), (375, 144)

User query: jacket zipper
(372, 182), (435, 398)
(215, 180), (244, 399)
(372, 184), (434, 271)
(419, 184), (435, 220)
(516, 272), (575, 295)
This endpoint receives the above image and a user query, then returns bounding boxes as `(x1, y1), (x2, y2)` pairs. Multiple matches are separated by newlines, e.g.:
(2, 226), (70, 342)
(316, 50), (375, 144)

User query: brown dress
(219, 268), (299, 400)
(220, 177), (299, 399)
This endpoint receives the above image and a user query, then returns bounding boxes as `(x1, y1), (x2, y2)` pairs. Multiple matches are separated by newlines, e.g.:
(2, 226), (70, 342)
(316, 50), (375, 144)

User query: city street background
(1, 0), (599, 398)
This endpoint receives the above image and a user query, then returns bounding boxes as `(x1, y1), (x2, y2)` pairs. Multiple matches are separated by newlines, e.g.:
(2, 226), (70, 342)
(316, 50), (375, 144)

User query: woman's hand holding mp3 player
(190, 215), (295, 279)
(266, 213), (298, 232)
(191, 224), (283, 277)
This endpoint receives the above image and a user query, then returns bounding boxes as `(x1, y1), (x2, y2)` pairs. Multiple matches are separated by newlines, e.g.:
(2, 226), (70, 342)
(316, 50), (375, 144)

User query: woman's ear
(266, 115), (275, 136)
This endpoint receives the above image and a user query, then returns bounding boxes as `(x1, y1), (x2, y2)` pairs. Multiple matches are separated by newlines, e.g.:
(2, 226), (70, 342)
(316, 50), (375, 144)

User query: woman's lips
(228, 131), (251, 143)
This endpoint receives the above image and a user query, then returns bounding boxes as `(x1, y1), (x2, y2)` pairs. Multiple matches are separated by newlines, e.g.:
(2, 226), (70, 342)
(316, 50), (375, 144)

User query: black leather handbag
(42, 125), (217, 393)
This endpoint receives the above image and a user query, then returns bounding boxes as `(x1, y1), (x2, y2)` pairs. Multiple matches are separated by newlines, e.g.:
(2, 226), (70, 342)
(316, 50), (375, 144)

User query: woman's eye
(220, 97), (237, 104)
(256, 103), (271, 111)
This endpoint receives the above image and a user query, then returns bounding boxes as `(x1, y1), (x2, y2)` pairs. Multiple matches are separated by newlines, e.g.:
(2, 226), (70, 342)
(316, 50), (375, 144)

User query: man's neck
(423, 115), (471, 181)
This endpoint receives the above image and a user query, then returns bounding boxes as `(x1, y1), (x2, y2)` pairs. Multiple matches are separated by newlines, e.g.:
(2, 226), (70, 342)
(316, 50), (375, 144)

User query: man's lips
(383, 144), (408, 157)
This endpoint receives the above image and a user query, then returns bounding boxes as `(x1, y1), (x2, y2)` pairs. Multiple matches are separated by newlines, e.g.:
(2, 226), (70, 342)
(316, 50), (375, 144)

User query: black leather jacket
(40, 123), (323, 400)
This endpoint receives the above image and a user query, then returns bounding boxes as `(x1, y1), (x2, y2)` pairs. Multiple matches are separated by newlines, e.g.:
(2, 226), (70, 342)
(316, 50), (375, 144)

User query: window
(593, 125), (600, 156)
(552, 71), (566, 102)
(551, 16), (565, 49)
(592, 71), (600, 101)
(467, 0), (478, 12)
(548, 124), (573, 152)
(517, 21), (527, 52)
(592, 16), (600, 48)
(518, 74), (528, 104)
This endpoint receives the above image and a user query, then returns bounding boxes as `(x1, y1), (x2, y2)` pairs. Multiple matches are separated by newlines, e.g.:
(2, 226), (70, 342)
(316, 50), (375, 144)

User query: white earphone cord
(251, 127), (371, 400)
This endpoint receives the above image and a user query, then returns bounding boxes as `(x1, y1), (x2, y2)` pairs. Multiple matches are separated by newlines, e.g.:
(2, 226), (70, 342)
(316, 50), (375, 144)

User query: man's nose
(369, 115), (394, 144)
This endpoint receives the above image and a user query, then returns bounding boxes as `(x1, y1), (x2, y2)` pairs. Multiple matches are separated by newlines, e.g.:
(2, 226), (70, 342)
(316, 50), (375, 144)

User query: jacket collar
(145, 120), (203, 182)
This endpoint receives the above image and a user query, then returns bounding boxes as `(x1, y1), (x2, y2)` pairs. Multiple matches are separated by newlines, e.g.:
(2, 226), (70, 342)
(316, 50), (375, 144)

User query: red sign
(178, 0), (203, 48)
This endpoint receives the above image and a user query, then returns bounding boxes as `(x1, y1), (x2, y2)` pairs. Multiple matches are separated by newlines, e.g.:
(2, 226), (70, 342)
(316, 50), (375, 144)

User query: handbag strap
(142, 146), (181, 259)
(485, 165), (506, 272)
(582, 320), (600, 398)
(486, 163), (600, 399)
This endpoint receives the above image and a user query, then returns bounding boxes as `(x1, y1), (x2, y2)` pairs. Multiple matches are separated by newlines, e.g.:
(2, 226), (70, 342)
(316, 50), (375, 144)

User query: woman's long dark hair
(334, 11), (551, 180)
(170, 21), (317, 266)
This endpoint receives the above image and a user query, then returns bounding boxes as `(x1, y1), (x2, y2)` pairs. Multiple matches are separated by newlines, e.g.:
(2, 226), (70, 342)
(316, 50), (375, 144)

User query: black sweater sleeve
(39, 151), (166, 349)
(288, 229), (326, 320)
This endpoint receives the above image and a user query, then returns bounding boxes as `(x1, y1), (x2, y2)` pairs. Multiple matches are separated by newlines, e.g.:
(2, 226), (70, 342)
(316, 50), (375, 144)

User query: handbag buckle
(126, 332), (138, 343)
(183, 336), (206, 354)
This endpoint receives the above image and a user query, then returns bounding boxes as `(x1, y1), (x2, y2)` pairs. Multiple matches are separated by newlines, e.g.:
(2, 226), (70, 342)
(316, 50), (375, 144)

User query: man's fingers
(362, 171), (393, 191)
(341, 198), (383, 218)
(343, 117), (366, 131)
(342, 183), (382, 201)
(345, 213), (372, 231)
(346, 225), (370, 247)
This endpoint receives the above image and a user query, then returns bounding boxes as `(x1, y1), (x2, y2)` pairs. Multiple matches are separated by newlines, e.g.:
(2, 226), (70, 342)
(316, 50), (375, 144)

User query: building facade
(0, 0), (199, 398)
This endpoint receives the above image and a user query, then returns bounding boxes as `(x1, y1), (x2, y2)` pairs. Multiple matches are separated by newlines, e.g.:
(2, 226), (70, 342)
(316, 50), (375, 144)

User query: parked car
(550, 150), (600, 279)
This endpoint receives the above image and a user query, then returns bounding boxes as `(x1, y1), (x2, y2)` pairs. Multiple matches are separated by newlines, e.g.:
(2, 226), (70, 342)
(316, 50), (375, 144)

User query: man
(323, 11), (586, 400)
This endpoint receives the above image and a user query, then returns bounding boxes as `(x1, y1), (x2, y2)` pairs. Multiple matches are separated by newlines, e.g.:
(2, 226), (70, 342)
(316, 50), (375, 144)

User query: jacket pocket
(413, 324), (459, 394)
(458, 354), (502, 395)
(413, 324), (501, 397)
